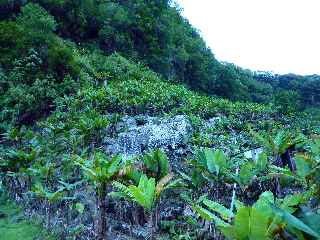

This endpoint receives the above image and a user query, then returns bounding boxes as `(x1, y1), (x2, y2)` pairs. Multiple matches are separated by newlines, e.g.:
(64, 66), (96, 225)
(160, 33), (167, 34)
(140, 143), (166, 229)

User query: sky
(175, 0), (320, 75)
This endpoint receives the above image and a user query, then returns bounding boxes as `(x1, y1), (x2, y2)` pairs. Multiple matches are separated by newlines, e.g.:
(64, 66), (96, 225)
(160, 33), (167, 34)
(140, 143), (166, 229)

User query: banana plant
(142, 148), (169, 180)
(266, 135), (320, 199)
(28, 161), (56, 185)
(237, 151), (268, 188)
(124, 148), (170, 184)
(32, 182), (65, 229)
(292, 138), (320, 197)
(0, 148), (38, 194)
(76, 151), (129, 240)
(250, 129), (301, 196)
(192, 191), (320, 239)
(181, 148), (231, 188)
(1, 148), (37, 172)
(110, 174), (177, 239)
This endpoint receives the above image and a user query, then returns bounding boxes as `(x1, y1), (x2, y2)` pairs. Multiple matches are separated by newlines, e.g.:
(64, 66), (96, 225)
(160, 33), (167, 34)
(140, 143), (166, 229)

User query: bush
(0, 21), (31, 68)
(274, 90), (301, 114)
(0, 48), (79, 133)
(17, 3), (57, 43)
(47, 39), (81, 80)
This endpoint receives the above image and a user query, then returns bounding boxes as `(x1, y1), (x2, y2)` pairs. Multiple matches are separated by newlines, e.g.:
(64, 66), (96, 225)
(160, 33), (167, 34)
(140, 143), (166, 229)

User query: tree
(17, 3), (57, 42)
(274, 90), (301, 114)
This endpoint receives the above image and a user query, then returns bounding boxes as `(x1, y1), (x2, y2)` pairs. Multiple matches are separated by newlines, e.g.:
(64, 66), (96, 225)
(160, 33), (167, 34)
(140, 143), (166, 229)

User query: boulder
(244, 147), (264, 162)
(104, 115), (192, 156)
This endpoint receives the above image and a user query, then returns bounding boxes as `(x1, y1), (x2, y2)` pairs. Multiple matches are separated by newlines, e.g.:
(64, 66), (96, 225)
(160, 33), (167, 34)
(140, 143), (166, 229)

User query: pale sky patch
(175, 0), (320, 75)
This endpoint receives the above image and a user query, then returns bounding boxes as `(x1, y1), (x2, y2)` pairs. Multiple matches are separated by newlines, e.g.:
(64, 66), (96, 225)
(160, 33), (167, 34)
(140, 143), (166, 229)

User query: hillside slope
(2, 1), (319, 110)
(0, 2), (320, 240)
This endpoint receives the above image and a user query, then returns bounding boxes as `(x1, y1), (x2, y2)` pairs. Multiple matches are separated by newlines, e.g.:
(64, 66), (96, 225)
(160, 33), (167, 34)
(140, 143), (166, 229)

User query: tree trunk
(147, 211), (156, 240)
(46, 200), (51, 230)
(98, 182), (107, 240)
(275, 155), (282, 197)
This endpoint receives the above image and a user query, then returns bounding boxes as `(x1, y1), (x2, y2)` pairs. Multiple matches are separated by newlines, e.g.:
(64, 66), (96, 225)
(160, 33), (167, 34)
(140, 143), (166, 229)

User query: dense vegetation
(1, 1), (319, 111)
(254, 72), (320, 112)
(0, 1), (320, 240)
(0, 196), (54, 240)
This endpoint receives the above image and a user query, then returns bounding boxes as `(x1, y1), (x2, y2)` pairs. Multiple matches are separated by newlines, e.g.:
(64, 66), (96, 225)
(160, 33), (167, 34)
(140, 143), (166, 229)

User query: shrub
(0, 21), (31, 68)
(47, 39), (81, 80)
(17, 3), (57, 42)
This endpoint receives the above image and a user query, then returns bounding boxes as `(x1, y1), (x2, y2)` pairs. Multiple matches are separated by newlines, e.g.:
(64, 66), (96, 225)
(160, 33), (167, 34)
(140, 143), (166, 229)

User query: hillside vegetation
(0, 1), (320, 240)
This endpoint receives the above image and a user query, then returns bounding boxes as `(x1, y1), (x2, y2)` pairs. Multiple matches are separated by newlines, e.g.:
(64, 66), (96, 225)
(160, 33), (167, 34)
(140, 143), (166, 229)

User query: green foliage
(1, 148), (37, 172)
(274, 90), (301, 114)
(250, 129), (296, 156)
(125, 174), (156, 212)
(0, 199), (54, 240)
(205, 149), (227, 176)
(0, 1), (319, 239)
(143, 148), (169, 180)
(255, 72), (320, 108)
(237, 152), (268, 187)
(188, 148), (231, 185)
(32, 182), (65, 203)
(0, 0), (293, 103)
(111, 173), (174, 212)
(47, 39), (80, 79)
(77, 152), (126, 190)
(0, 21), (31, 68)
(193, 191), (320, 239)
(17, 3), (57, 41)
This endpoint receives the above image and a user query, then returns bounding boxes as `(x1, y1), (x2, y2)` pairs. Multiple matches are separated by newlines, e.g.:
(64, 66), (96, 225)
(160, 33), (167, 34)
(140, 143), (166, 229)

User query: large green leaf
(239, 162), (256, 186)
(128, 185), (150, 210)
(144, 176), (156, 210)
(106, 155), (123, 178)
(143, 149), (169, 179)
(206, 149), (227, 175)
(192, 204), (229, 228)
(249, 207), (270, 239)
(233, 206), (270, 240)
(298, 207), (320, 237)
(253, 191), (274, 216)
(127, 174), (156, 211)
(272, 205), (320, 238)
(279, 193), (304, 213)
(274, 130), (291, 155)
(256, 152), (268, 171)
(294, 155), (312, 179)
(234, 207), (251, 239)
(269, 165), (296, 179)
(155, 149), (169, 178)
(203, 198), (234, 220)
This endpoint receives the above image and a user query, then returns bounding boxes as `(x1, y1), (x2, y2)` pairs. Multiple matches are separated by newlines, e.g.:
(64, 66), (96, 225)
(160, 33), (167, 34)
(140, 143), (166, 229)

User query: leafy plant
(192, 191), (320, 239)
(32, 182), (65, 229)
(142, 148), (170, 180)
(111, 174), (176, 239)
(183, 148), (232, 188)
(1, 148), (37, 172)
(237, 151), (268, 187)
(76, 152), (129, 240)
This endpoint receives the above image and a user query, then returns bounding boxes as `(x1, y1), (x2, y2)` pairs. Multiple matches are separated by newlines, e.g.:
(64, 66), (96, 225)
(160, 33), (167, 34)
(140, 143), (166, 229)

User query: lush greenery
(0, 195), (54, 240)
(1, 1), (319, 110)
(0, 1), (320, 240)
(254, 72), (320, 112)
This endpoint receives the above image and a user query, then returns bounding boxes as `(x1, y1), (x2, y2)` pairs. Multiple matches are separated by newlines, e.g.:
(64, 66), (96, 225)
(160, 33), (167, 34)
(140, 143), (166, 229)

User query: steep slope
(0, 2), (320, 240)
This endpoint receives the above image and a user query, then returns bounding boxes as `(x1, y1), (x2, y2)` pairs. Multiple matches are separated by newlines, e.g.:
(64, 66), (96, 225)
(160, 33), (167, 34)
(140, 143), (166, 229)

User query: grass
(0, 198), (55, 240)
